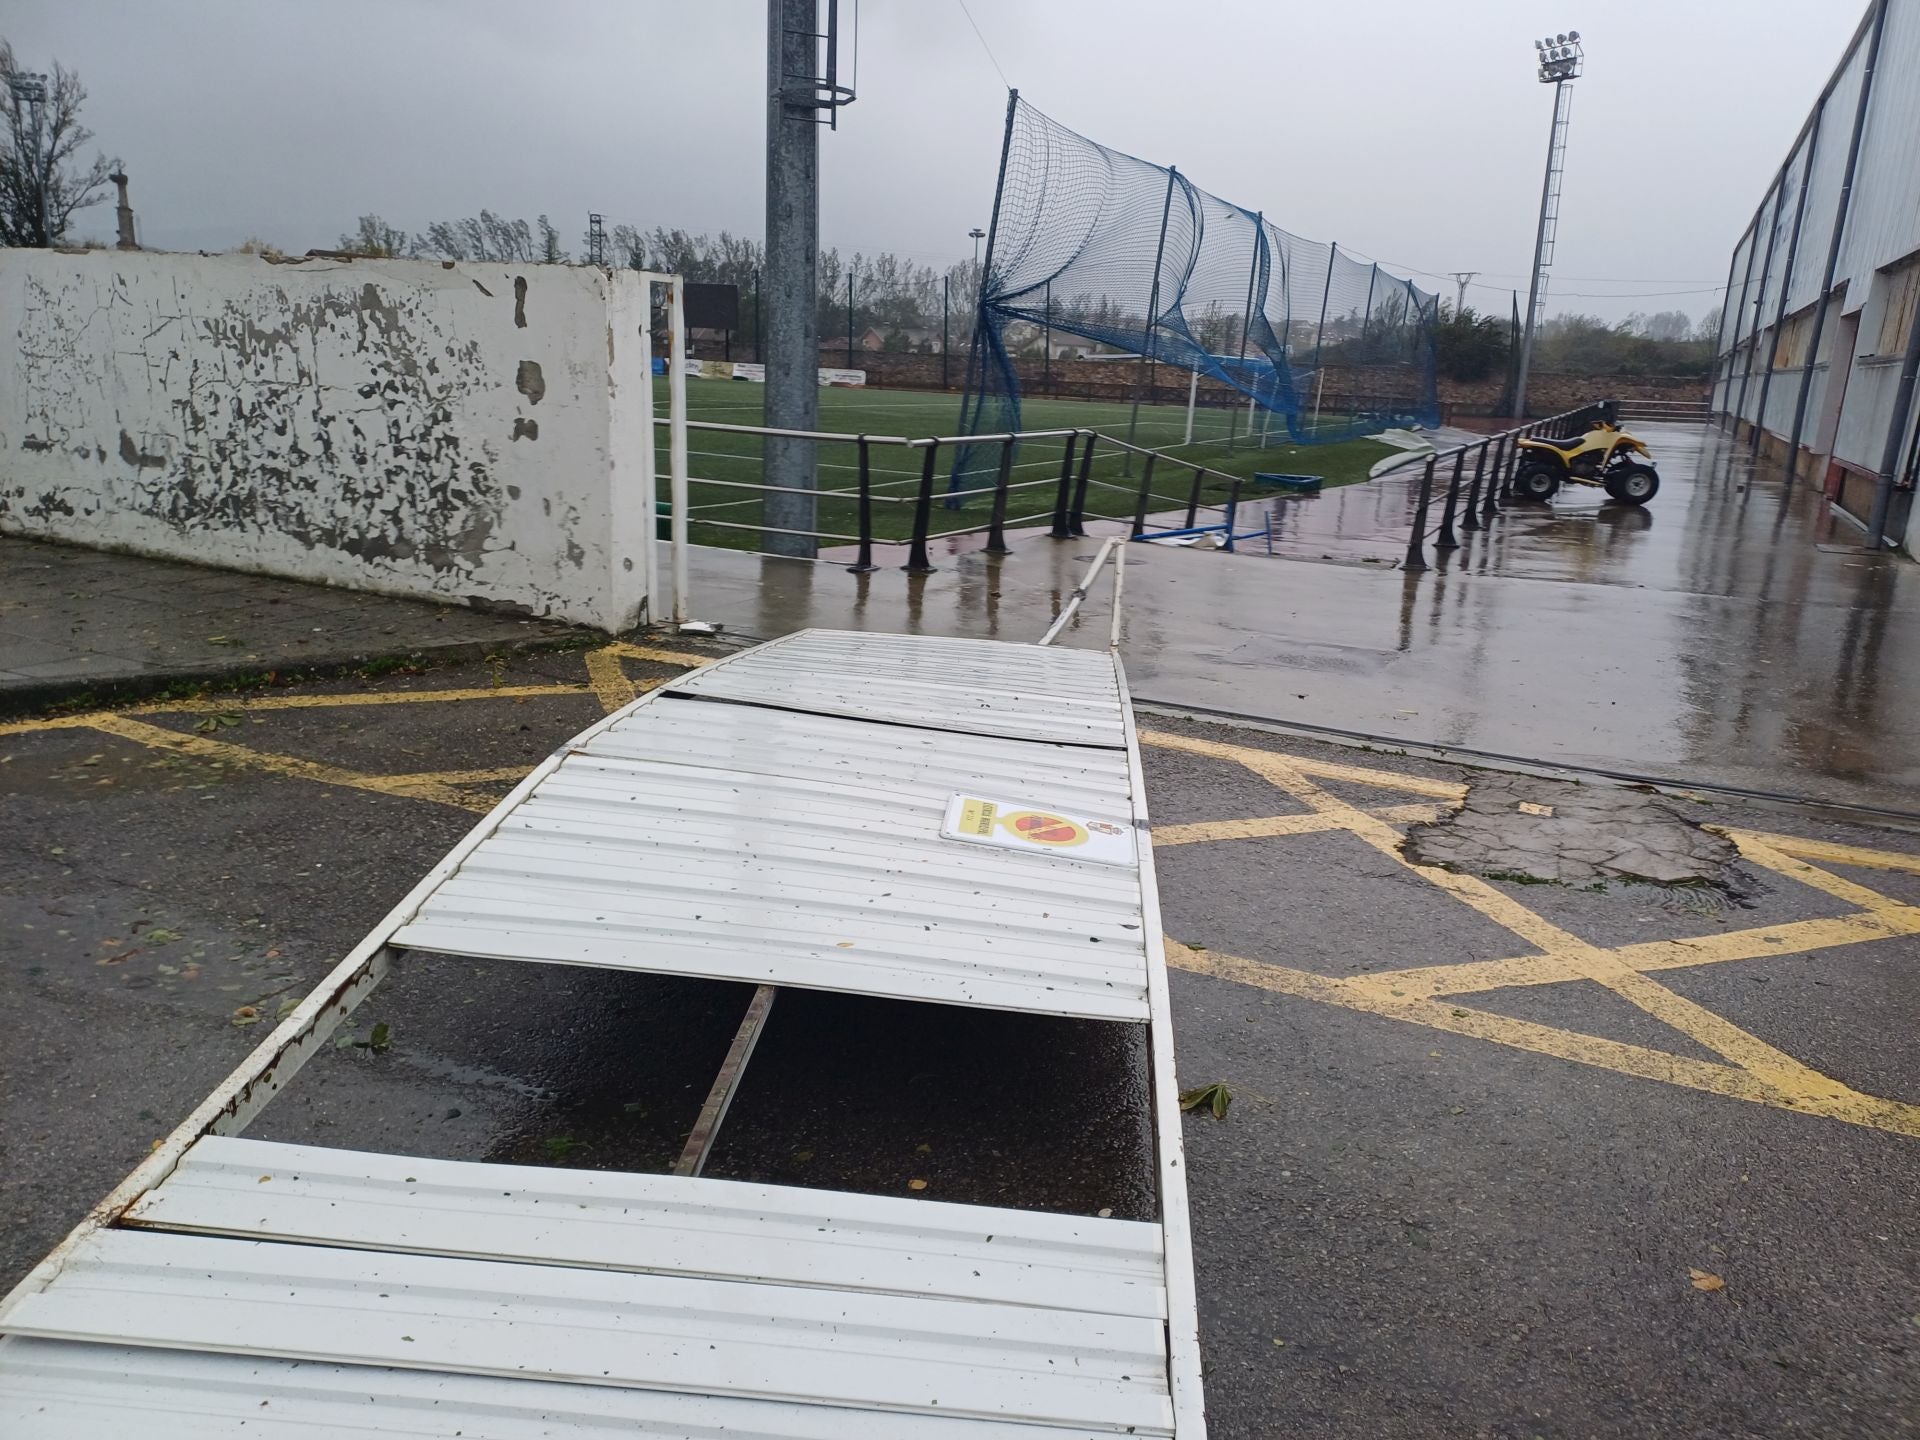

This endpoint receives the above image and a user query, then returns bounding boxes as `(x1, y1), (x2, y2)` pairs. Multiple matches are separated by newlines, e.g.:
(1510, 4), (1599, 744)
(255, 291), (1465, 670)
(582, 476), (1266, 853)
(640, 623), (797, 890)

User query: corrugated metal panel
(124, 1137), (1164, 1319)
(1786, 43), (1866, 315)
(669, 630), (1127, 747)
(1838, 1), (1920, 300)
(1834, 356), (1900, 468)
(0, 1339), (1149, 1439)
(2, 1229), (1173, 1433)
(590, 695), (1132, 816)
(393, 690), (1150, 1021)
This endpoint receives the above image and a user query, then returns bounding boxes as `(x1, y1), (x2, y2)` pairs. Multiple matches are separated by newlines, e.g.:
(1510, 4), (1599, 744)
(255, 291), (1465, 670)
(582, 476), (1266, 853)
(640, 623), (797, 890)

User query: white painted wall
(0, 249), (654, 630)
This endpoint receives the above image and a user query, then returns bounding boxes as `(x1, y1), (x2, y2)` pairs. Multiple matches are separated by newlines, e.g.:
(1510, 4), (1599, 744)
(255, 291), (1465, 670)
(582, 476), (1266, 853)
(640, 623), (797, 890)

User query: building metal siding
(1715, 0), (1920, 524)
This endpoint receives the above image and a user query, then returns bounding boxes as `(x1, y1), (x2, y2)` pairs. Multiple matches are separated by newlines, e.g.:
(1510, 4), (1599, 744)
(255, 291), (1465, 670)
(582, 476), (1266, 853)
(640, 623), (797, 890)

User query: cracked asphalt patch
(2, 657), (1917, 1438)
(1403, 772), (1741, 887)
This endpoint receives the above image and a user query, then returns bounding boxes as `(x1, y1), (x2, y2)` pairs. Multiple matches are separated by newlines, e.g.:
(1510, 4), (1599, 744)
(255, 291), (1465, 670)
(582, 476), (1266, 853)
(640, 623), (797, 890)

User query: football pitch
(654, 378), (1394, 553)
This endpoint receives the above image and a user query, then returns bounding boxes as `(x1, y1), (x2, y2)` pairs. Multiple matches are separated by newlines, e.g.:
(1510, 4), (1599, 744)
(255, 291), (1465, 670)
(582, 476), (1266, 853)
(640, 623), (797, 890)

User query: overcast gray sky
(5, 0), (1861, 322)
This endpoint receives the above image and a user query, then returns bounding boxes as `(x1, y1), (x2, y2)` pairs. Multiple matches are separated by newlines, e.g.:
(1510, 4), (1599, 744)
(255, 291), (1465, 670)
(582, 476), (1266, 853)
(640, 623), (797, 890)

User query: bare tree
(0, 41), (117, 246)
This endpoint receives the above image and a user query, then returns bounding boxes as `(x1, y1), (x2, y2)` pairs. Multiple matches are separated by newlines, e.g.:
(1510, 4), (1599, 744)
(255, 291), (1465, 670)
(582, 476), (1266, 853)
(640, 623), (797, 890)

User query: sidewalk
(679, 423), (1920, 813)
(0, 536), (586, 710)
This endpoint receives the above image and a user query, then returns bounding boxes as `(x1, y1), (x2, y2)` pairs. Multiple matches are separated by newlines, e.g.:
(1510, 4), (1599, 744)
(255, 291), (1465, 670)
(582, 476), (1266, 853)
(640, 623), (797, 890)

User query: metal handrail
(1402, 400), (1615, 571)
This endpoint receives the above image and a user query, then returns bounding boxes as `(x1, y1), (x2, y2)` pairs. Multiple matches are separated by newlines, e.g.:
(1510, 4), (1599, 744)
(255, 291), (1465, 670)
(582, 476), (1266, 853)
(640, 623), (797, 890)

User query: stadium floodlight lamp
(1568, 29), (1580, 41)
(1556, 33), (1567, 43)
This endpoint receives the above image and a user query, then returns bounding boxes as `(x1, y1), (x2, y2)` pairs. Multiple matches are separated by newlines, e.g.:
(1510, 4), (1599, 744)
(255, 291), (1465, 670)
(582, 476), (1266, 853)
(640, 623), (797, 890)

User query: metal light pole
(1512, 32), (1584, 422)
(763, 0), (855, 558)
(969, 227), (986, 267)
(9, 72), (50, 245)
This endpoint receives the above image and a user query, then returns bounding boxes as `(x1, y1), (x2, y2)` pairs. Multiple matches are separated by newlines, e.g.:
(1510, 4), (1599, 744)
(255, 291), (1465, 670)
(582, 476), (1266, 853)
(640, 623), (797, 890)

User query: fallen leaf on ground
(1689, 1268), (1726, 1292)
(231, 1005), (261, 1026)
(907, 1178), (929, 1191)
(1179, 1081), (1232, 1120)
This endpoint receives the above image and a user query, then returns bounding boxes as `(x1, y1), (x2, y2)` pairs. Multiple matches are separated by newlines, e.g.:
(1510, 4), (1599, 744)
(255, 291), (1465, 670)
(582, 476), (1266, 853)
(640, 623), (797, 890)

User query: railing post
(1224, 478), (1242, 552)
(1435, 449), (1466, 551)
(1049, 433), (1079, 539)
(1184, 465), (1205, 529)
(1481, 435), (1505, 519)
(904, 442), (939, 574)
(1129, 452), (1159, 539)
(1404, 455), (1436, 572)
(847, 435), (878, 573)
(1070, 432), (1095, 536)
(1460, 442), (1488, 532)
(985, 435), (1015, 554)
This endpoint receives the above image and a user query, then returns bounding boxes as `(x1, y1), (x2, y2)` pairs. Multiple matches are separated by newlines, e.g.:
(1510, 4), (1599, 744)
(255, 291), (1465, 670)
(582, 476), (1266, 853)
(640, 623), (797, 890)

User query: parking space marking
(7, 660), (1912, 1138)
(1141, 728), (1920, 1140)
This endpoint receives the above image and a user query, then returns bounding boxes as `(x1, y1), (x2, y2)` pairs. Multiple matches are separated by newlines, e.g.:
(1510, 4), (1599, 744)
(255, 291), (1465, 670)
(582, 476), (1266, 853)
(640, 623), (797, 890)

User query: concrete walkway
(0, 536), (583, 709)
(682, 423), (1920, 813)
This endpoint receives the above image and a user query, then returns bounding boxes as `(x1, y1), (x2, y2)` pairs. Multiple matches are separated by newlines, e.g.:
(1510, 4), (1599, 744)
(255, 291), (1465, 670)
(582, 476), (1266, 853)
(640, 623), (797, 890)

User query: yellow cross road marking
(1155, 804), (1441, 846)
(0, 684), (593, 738)
(1141, 728), (1920, 1139)
(585, 643), (718, 712)
(87, 714), (495, 814)
(6, 665), (1914, 1137)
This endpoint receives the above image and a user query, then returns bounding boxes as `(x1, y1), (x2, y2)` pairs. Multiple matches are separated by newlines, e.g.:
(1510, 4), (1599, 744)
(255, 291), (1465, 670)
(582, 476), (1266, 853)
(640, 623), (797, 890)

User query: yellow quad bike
(1512, 423), (1660, 506)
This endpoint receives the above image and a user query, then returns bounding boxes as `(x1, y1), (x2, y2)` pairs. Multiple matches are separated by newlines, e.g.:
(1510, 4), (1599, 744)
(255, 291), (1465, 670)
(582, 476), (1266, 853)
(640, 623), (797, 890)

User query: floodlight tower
(1512, 31), (1583, 421)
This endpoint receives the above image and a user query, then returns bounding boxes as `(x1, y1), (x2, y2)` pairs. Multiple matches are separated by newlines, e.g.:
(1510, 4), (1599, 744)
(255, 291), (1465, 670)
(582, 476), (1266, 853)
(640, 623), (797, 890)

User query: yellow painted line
(585, 642), (711, 713)
(1728, 828), (1920, 875)
(1730, 833), (1920, 914)
(1147, 725), (1880, 1111)
(0, 714), (93, 737)
(85, 715), (492, 814)
(1154, 803), (1441, 847)
(1165, 938), (1920, 1139)
(1359, 907), (1920, 1001)
(0, 685), (592, 738)
(139, 684), (590, 715)
(1139, 729), (1465, 800)
(389, 765), (530, 787)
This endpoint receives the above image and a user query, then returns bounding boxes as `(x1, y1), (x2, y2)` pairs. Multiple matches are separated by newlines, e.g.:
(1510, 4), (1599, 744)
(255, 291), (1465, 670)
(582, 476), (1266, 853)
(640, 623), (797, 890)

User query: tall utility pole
(764, 0), (854, 558)
(1513, 31), (1584, 422)
(1450, 272), (1478, 314)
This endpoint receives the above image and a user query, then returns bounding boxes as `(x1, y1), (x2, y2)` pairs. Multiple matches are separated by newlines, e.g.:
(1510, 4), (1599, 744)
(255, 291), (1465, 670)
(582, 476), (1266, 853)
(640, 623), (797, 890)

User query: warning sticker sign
(940, 794), (1136, 867)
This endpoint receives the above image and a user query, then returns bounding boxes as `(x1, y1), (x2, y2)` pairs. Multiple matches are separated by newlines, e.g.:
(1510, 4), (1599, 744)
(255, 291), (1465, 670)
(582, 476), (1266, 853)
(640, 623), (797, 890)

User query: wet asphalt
(678, 422), (1920, 812)
(1, 651), (1916, 1439)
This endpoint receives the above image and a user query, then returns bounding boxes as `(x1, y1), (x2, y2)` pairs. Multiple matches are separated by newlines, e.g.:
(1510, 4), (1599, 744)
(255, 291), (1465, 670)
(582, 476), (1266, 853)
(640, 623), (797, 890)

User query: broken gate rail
(0, 626), (1206, 1436)
(658, 417), (1270, 570)
(1402, 400), (1617, 572)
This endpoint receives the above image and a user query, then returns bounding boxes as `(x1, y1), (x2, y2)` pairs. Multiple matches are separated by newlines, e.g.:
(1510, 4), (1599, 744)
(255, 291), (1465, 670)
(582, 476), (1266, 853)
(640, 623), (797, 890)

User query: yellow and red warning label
(940, 794), (1136, 867)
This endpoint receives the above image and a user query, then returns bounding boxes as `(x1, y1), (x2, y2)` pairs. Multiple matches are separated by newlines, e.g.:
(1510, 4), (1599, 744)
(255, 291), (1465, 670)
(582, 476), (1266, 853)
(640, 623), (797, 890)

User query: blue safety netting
(959, 97), (1439, 449)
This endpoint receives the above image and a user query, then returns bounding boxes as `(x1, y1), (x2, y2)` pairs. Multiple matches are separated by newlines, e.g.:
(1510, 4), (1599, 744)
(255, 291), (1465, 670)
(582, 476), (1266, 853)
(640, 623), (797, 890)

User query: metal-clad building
(1712, 0), (1920, 544)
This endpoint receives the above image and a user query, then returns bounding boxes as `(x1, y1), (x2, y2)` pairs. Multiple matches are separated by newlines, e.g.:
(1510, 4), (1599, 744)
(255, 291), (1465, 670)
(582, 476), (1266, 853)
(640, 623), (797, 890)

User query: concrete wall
(0, 250), (654, 630)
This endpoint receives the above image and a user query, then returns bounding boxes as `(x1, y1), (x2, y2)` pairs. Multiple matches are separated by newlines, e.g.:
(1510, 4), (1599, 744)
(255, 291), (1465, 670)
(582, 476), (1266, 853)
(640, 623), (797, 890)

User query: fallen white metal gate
(0, 609), (1204, 1435)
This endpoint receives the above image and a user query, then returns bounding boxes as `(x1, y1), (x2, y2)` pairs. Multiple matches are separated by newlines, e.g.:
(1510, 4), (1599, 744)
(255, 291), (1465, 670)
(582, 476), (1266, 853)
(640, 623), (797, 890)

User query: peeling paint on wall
(0, 251), (649, 629)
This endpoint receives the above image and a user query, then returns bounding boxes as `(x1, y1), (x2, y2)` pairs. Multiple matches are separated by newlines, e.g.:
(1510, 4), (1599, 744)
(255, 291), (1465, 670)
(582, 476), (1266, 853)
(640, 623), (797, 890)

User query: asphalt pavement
(3, 645), (1915, 1439)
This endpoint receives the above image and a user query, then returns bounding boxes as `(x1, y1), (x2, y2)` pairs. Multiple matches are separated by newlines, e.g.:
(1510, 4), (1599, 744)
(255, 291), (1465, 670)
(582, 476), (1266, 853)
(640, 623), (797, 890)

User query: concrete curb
(0, 629), (607, 719)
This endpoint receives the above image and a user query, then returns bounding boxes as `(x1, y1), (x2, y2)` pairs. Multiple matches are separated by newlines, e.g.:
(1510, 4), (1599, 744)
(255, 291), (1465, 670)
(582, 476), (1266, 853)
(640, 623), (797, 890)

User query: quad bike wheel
(1603, 464), (1659, 505)
(1512, 464), (1562, 502)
